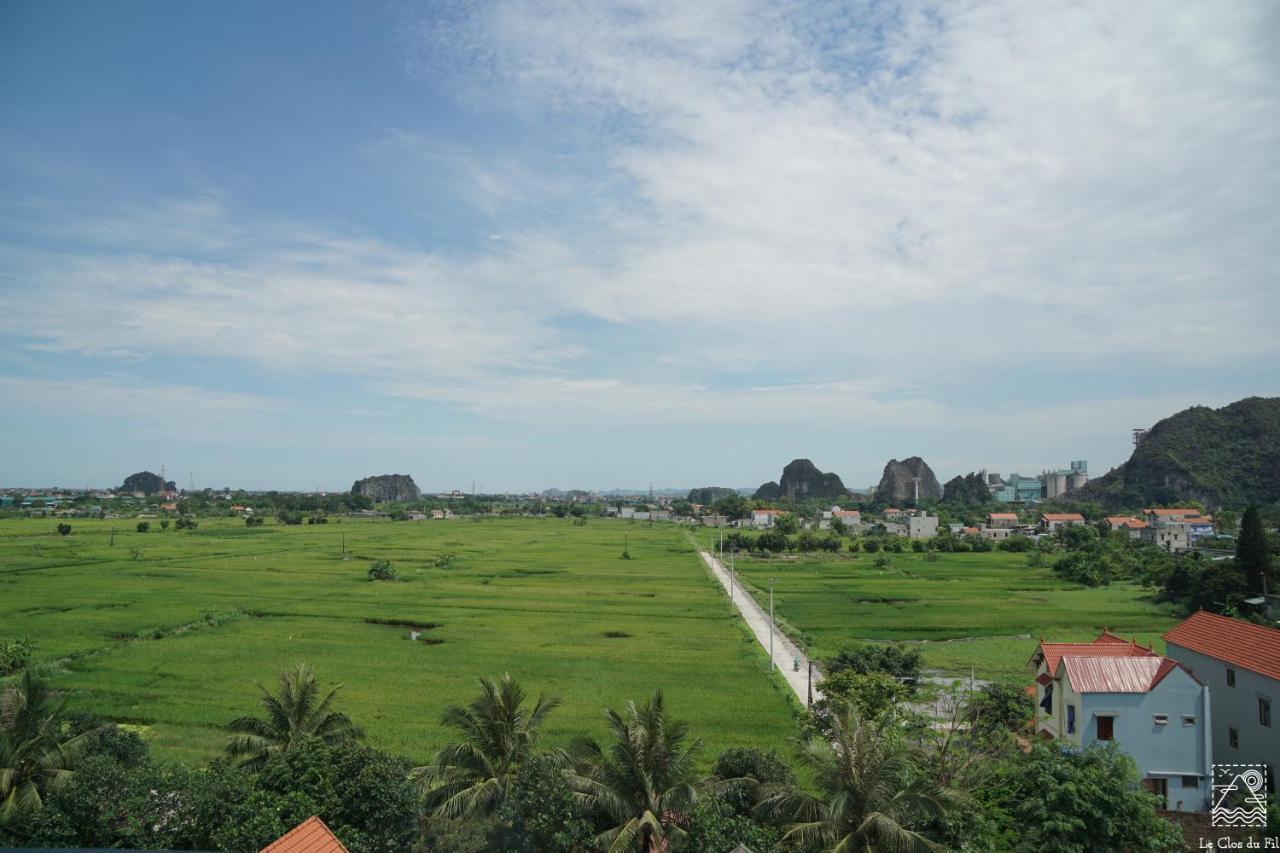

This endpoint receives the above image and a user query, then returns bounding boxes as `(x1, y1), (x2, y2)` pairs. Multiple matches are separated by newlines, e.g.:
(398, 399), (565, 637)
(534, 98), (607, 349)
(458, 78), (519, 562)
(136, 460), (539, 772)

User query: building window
(1067, 704), (1075, 734)
(1261, 697), (1272, 728)
(1182, 715), (1196, 726)
(1040, 683), (1053, 716)
(1181, 776), (1199, 788)
(1153, 714), (1168, 725)
(1097, 716), (1114, 741)
(1229, 727), (1239, 749)
(1227, 667), (1235, 687)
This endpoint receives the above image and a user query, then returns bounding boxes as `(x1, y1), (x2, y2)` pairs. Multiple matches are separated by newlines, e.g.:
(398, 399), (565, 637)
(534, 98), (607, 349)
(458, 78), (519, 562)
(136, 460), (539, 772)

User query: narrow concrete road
(698, 549), (823, 705)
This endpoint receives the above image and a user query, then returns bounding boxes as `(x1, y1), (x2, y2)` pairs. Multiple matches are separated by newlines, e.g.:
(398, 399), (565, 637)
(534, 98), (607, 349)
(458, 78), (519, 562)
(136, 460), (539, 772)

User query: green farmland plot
(708, 543), (1179, 680)
(0, 518), (797, 765)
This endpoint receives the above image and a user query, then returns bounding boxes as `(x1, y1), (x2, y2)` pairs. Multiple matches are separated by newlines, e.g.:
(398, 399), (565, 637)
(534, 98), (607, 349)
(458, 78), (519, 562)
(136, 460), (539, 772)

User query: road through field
(698, 548), (824, 705)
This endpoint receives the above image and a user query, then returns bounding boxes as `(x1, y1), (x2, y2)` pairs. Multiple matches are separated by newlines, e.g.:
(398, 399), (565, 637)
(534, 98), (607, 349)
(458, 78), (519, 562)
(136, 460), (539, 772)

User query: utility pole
(768, 577), (778, 669)
(110, 526), (115, 547)
(807, 661), (813, 707)
(729, 546), (735, 602)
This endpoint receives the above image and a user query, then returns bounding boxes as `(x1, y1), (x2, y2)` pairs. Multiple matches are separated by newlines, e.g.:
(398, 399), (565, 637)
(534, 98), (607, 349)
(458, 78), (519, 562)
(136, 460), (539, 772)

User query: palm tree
(566, 690), (701, 853)
(416, 672), (560, 819)
(0, 671), (93, 823)
(225, 663), (362, 768)
(759, 701), (950, 852)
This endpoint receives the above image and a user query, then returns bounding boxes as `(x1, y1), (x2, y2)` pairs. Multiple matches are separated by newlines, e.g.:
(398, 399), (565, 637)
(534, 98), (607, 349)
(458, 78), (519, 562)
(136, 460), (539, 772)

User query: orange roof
(1121, 519), (1149, 529)
(1144, 507), (1200, 516)
(989, 513), (1018, 520)
(754, 509), (787, 515)
(1163, 611), (1280, 682)
(1041, 513), (1085, 521)
(1030, 632), (1156, 673)
(961, 527), (980, 535)
(261, 816), (349, 853)
(833, 510), (860, 517)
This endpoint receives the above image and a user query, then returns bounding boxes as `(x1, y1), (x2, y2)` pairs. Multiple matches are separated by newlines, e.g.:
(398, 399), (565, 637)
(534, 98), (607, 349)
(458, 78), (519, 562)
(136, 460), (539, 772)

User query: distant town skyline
(2, 1), (1277, 493)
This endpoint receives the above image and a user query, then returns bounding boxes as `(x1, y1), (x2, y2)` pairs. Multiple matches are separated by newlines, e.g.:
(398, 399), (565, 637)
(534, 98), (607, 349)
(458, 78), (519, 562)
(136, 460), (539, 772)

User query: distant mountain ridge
(875, 457), (942, 503)
(753, 459), (849, 501)
(1076, 396), (1280, 510)
(351, 474), (421, 503)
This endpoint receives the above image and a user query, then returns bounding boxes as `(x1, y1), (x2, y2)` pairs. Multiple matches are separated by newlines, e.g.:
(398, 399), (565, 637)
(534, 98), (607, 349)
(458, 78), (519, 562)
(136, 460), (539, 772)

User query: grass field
(695, 530), (1180, 680)
(0, 517), (800, 766)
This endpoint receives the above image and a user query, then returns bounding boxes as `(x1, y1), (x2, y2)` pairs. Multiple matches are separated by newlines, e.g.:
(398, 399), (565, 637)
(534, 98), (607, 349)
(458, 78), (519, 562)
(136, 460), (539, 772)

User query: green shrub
(367, 559), (396, 581)
(136, 521), (149, 533)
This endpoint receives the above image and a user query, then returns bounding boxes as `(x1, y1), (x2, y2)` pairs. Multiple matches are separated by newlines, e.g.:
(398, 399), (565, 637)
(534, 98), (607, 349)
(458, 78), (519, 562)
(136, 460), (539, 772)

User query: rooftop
(1163, 610), (1280, 682)
(1058, 655), (1187, 693)
(260, 816), (349, 853)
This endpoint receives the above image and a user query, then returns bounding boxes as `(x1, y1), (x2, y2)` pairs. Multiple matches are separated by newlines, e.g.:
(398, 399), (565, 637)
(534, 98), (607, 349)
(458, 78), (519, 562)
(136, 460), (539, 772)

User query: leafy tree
(998, 534), (1034, 552)
(1237, 506), (1273, 595)
(774, 514), (799, 535)
(55, 524), (70, 537)
(826, 643), (922, 689)
(494, 751), (594, 852)
(801, 670), (907, 740)
(418, 673), (559, 820)
(174, 516), (197, 530)
(225, 664), (363, 769)
(0, 672), (95, 824)
(159, 518), (170, 530)
(135, 521), (149, 533)
(709, 747), (795, 816)
(682, 793), (781, 853)
(367, 559), (396, 581)
(965, 682), (1033, 739)
(759, 701), (951, 851)
(711, 494), (749, 521)
(567, 690), (701, 852)
(986, 742), (1181, 852)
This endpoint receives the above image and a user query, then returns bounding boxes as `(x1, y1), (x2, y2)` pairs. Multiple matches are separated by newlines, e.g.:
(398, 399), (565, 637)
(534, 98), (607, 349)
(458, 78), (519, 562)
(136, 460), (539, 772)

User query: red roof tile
(1163, 610), (1280, 682)
(1030, 632), (1156, 672)
(261, 816), (349, 853)
(1041, 513), (1085, 521)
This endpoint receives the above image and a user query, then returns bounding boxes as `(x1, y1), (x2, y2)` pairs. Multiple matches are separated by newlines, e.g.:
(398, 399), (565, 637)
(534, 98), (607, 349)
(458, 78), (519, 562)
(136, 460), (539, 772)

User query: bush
(245, 516), (264, 527)
(367, 559), (396, 581)
(159, 518), (170, 530)
(863, 538), (881, 553)
(710, 747), (796, 816)
(999, 535), (1034, 552)
(56, 523), (71, 536)
(174, 517), (198, 530)
(826, 642), (921, 688)
(136, 521), (149, 533)
(0, 637), (35, 675)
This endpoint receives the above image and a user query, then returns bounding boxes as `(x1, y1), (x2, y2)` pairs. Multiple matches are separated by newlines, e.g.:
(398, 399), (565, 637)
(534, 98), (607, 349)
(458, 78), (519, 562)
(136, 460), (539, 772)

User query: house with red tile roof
(988, 512), (1019, 528)
(261, 816), (348, 853)
(1038, 512), (1085, 533)
(1029, 630), (1211, 811)
(1163, 611), (1280, 788)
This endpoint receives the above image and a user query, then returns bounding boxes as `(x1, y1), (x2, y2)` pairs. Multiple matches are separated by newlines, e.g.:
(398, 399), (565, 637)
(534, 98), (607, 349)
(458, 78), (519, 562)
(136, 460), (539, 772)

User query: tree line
(0, 657), (1213, 851)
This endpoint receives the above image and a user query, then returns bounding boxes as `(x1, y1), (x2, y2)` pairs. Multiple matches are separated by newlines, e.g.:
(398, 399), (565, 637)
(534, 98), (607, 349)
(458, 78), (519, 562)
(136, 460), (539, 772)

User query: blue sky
(2, 0), (1278, 493)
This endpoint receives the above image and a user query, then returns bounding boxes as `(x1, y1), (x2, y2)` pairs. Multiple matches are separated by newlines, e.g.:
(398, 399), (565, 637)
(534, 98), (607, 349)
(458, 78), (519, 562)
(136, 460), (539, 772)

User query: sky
(1, 0), (1278, 493)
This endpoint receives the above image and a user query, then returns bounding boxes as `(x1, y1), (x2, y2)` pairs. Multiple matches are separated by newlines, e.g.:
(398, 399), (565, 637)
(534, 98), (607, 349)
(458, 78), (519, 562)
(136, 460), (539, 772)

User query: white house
(906, 514), (938, 539)
(751, 509), (786, 529)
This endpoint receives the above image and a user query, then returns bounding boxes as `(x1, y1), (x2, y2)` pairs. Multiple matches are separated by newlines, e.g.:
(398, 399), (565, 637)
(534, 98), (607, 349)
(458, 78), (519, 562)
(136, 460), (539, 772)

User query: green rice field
(696, 530), (1180, 680)
(0, 517), (799, 766)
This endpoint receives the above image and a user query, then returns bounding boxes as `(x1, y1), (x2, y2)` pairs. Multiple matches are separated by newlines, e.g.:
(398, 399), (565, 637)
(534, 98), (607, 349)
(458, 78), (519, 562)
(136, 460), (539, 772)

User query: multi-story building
(751, 509), (786, 529)
(1163, 611), (1279, 796)
(988, 512), (1019, 528)
(906, 514), (938, 539)
(1030, 632), (1211, 812)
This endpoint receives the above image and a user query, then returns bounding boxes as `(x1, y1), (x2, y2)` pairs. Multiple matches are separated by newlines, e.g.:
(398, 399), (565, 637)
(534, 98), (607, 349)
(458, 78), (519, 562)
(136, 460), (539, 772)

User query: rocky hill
(350, 474), (421, 503)
(753, 459), (849, 501)
(686, 486), (738, 505)
(119, 471), (176, 495)
(875, 457), (943, 503)
(1076, 397), (1280, 510)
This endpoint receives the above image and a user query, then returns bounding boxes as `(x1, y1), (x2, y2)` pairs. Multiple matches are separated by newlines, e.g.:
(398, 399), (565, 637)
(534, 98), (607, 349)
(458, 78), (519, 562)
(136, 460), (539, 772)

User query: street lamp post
(768, 577), (779, 669)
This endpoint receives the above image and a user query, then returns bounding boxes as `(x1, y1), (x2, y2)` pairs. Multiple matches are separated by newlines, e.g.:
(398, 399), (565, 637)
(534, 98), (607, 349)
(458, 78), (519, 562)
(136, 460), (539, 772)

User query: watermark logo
(1212, 764), (1268, 828)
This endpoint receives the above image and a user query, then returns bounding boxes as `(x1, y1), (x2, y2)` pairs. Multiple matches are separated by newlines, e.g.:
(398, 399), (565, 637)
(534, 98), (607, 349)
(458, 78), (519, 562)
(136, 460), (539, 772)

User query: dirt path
(697, 548), (823, 705)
